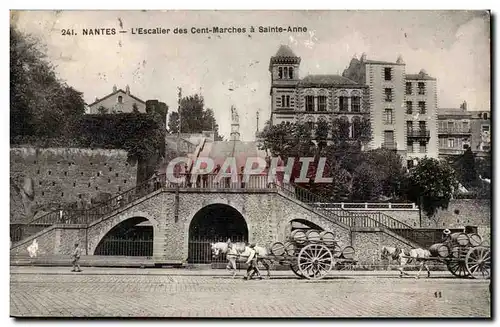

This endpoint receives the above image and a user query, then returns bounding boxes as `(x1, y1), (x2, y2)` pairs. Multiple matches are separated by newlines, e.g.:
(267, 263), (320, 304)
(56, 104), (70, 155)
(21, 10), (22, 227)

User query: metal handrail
(276, 182), (433, 247)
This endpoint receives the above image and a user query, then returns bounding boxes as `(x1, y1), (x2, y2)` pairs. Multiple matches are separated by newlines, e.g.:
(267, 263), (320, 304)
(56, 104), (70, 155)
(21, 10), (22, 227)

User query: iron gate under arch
(188, 235), (248, 264)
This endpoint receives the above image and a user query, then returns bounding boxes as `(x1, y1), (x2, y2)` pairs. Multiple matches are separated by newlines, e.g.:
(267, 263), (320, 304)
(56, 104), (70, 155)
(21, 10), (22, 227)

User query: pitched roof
(406, 73), (436, 81)
(438, 108), (472, 117)
(274, 45), (298, 58)
(365, 59), (404, 66)
(88, 89), (146, 107)
(299, 74), (360, 86)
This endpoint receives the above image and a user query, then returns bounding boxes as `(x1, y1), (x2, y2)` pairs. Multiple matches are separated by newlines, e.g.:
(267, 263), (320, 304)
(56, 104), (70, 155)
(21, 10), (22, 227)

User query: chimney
(396, 55), (404, 64)
(112, 85), (117, 93)
(125, 85), (130, 95)
(463, 101), (467, 111)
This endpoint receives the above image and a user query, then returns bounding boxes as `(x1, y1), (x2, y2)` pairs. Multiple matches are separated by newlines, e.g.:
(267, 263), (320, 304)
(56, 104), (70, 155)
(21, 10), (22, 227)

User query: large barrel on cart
(429, 232), (490, 279)
(269, 229), (356, 280)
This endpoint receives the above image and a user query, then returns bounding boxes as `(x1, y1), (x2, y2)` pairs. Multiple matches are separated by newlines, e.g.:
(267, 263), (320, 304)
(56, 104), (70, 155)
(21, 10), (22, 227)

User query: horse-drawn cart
(265, 229), (356, 280)
(413, 232), (491, 279)
(428, 232), (491, 279)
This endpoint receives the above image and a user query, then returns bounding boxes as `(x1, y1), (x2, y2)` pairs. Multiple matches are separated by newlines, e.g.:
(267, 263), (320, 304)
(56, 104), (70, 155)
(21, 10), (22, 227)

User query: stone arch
(183, 199), (251, 262)
(90, 211), (159, 256)
(350, 89), (361, 97)
(317, 88), (328, 96)
(338, 89), (348, 97)
(304, 88), (315, 96)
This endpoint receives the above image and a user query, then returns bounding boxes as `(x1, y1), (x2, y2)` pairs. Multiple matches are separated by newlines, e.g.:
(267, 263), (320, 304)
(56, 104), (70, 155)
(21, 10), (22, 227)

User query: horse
(211, 239), (271, 279)
(381, 245), (431, 279)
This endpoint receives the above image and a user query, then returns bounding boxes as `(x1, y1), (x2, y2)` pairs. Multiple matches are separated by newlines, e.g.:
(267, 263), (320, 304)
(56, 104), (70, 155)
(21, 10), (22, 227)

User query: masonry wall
(422, 199), (491, 229)
(10, 147), (138, 224)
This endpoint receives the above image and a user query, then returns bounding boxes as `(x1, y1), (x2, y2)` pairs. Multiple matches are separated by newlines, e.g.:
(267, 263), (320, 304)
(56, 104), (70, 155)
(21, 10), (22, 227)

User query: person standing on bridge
(71, 243), (82, 272)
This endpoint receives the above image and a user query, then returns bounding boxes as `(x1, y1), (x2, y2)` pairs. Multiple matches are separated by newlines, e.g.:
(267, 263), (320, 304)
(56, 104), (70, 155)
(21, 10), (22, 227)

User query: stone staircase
(276, 183), (434, 248)
(11, 173), (435, 252)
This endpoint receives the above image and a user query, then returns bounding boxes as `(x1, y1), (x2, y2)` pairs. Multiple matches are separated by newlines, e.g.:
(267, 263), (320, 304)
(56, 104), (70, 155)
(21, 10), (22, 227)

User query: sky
(11, 10), (490, 141)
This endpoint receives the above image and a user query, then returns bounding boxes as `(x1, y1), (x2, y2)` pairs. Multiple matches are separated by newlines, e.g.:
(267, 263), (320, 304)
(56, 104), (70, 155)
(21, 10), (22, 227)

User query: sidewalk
(10, 265), (455, 278)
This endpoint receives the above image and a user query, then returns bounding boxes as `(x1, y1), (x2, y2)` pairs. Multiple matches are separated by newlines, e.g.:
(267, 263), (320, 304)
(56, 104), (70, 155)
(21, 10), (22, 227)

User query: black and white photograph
(8, 9), (492, 318)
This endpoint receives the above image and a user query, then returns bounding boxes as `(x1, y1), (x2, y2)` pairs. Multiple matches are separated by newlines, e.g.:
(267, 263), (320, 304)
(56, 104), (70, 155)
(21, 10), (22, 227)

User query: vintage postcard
(9, 10), (491, 318)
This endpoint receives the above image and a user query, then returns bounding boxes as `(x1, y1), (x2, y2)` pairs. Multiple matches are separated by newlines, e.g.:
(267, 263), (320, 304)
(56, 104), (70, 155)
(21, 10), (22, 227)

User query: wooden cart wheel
(297, 243), (333, 280)
(446, 260), (470, 278)
(290, 260), (305, 279)
(465, 246), (491, 279)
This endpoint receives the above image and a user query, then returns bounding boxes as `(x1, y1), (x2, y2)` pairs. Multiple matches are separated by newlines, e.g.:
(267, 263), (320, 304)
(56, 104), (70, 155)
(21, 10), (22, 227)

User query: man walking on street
(244, 244), (262, 280)
(71, 243), (82, 272)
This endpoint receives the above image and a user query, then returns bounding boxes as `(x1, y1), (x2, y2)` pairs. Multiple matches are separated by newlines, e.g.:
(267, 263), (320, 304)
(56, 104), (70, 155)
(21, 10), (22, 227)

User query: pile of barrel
(270, 229), (355, 260)
(429, 232), (483, 258)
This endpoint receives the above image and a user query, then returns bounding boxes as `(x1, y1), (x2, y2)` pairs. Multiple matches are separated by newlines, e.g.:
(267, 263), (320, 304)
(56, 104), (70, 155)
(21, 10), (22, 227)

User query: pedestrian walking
(244, 244), (262, 280)
(71, 243), (82, 272)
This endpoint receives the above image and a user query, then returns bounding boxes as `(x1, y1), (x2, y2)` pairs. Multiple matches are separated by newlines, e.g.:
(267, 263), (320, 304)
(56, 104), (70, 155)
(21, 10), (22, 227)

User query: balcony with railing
(407, 129), (430, 139)
(438, 126), (471, 135)
(382, 142), (397, 150)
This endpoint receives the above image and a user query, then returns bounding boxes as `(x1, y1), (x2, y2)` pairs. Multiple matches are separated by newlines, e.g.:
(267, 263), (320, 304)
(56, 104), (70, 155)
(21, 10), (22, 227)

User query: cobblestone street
(10, 267), (491, 318)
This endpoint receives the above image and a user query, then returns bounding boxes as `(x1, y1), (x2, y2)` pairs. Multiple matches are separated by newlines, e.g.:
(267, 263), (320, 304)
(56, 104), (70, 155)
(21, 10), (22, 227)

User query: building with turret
(268, 45), (371, 141)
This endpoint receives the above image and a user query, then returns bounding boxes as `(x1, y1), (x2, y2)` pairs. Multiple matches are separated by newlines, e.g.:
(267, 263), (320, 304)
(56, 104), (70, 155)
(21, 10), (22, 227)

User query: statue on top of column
(231, 105), (239, 124)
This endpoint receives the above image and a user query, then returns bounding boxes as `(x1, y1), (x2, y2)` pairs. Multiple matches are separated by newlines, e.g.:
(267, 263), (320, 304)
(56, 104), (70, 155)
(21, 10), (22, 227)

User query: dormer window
(118, 95), (123, 104)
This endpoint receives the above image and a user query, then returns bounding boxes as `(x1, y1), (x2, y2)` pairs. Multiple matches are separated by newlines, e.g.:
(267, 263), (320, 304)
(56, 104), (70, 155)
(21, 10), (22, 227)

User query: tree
(97, 106), (108, 114)
(168, 111), (180, 134)
(167, 94), (224, 139)
(453, 147), (477, 188)
(10, 25), (85, 139)
(405, 158), (459, 226)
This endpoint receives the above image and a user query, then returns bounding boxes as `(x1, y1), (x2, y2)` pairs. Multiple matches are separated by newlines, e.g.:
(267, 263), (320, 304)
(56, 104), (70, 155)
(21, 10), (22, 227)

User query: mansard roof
(298, 74), (363, 87)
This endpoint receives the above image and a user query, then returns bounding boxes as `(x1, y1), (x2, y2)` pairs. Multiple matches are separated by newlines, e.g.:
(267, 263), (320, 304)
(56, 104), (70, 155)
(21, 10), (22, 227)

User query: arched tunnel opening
(188, 204), (248, 264)
(94, 217), (153, 256)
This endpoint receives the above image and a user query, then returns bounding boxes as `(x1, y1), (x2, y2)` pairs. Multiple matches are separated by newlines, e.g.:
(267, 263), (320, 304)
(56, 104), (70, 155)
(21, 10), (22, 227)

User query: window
(305, 96), (314, 112)
(448, 138), (455, 148)
(384, 67), (392, 81)
(407, 121), (413, 133)
(462, 121), (469, 132)
(384, 109), (394, 124)
(289, 67), (294, 79)
(483, 113), (488, 120)
(419, 121), (426, 131)
(418, 101), (426, 114)
(481, 125), (490, 133)
(281, 95), (290, 108)
(463, 143), (469, 150)
(306, 122), (315, 131)
(384, 130), (395, 146)
(384, 88), (392, 102)
(284, 67), (288, 79)
(406, 101), (413, 114)
(406, 82), (412, 95)
(278, 67), (283, 79)
(418, 82), (425, 95)
(482, 145), (491, 151)
(351, 97), (360, 112)
(419, 141), (427, 153)
(318, 96), (327, 111)
(118, 96), (123, 104)
(407, 140), (413, 152)
(339, 96), (348, 111)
